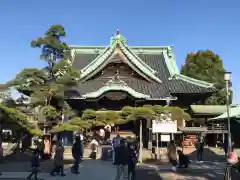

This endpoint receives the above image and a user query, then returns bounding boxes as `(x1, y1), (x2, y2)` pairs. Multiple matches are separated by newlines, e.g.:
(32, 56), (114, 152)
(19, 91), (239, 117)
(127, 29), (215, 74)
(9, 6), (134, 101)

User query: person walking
(37, 139), (44, 160)
(196, 136), (204, 162)
(27, 149), (40, 180)
(71, 135), (83, 174)
(223, 138), (234, 157)
(50, 141), (65, 176)
(167, 140), (178, 172)
(227, 145), (238, 164)
(89, 138), (99, 160)
(112, 134), (121, 164)
(43, 137), (51, 159)
(127, 143), (138, 180)
(114, 139), (128, 180)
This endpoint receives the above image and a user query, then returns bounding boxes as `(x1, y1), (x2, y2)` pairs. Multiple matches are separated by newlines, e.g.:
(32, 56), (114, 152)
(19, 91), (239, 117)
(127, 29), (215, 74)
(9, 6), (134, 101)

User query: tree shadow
(136, 168), (163, 180)
(140, 148), (240, 179)
(187, 147), (226, 162)
(157, 167), (240, 179)
(1, 149), (74, 172)
(157, 168), (225, 180)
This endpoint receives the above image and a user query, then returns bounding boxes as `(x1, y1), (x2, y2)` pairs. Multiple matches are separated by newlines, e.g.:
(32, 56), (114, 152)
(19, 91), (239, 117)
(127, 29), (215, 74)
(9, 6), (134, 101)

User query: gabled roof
(69, 31), (215, 99)
(72, 31), (162, 83)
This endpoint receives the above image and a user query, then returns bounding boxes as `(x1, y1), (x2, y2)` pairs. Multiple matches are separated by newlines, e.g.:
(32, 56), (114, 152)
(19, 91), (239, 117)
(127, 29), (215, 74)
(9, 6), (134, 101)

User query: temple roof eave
(173, 74), (215, 88)
(82, 85), (150, 99)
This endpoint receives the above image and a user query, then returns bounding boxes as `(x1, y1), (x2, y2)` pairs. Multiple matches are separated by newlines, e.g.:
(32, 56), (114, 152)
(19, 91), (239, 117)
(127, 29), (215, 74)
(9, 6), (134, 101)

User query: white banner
(152, 120), (177, 133)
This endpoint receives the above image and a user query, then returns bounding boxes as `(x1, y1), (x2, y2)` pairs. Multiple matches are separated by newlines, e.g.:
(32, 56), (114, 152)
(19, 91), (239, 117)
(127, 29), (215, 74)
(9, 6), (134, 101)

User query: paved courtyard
(1, 160), (240, 180)
(1, 146), (240, 179)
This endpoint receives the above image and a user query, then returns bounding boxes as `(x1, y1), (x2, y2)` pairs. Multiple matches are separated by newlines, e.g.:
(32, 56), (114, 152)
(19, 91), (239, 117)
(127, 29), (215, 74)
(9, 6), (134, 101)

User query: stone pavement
(1, 160), (240, 180)
(140, 161), (240, 180)
(0, 160), (116, 180)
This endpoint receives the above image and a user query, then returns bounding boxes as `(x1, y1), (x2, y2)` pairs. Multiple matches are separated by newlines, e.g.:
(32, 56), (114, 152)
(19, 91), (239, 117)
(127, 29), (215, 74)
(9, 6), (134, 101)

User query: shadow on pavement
(158, 168), (224, 180)
(188, 148), (226, 162)
(155, 167), (240, 180)
(136, 168), (163, 180)
(1, 150), (75, 173)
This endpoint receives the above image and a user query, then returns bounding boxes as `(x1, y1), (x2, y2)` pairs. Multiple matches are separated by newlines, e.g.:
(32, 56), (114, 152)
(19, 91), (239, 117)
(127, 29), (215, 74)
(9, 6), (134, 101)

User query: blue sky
(0, 0), (240, 102)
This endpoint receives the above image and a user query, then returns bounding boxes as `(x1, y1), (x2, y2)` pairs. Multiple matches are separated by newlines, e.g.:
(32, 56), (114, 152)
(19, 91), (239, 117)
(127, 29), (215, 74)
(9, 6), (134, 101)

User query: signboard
(152, 120), (177, 133)
(161, 134), (171, 142)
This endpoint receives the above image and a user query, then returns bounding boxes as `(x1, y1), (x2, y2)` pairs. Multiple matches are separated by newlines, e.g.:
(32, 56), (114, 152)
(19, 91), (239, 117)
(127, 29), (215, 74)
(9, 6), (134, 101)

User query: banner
(152, 120), (177, 133)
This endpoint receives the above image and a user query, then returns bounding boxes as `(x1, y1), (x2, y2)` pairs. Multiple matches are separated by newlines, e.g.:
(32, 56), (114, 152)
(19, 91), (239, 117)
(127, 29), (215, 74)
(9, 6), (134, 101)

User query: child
(27, 149), (40, 180)
(89, 138), (99, 160)
(177, 150), (190, 168)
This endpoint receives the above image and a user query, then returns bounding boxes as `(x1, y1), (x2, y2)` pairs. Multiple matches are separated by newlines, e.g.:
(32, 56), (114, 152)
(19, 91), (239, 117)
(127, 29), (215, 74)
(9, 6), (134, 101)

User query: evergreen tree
(8, 25), (81, 132)
(181, 50), (229, 105)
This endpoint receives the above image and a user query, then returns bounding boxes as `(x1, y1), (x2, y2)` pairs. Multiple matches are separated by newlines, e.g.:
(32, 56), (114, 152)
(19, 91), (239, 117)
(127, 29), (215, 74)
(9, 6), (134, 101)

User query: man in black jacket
(71, 136), (83, 174)
(114, 139), (128, 180)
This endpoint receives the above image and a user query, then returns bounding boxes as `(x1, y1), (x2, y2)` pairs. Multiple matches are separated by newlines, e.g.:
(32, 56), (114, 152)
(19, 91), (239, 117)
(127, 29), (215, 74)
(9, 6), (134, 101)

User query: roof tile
(70, 49), (215, 99)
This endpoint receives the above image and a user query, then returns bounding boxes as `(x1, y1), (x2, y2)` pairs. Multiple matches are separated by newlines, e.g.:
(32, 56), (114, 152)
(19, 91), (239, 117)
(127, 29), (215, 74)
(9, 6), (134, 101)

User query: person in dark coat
(127, 143), (138, 180)
(177, 150), (190, 168)
(27, 149), (40, 180)
(167, 140), (178, 172)
(50, 141), (65, 176)
(71, 136), (83, 174)
(114, 139), (129, 180)
(196, 137), (204, 162)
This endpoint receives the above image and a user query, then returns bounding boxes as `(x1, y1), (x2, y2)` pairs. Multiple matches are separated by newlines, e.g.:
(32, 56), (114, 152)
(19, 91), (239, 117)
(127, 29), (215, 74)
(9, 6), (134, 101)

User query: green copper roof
(161, 46), (214, 88)
(82, 75), (150, 99)
(190, 105), (227, 115)
(209, 106), (240, 121)
(70, 31), (215, 93)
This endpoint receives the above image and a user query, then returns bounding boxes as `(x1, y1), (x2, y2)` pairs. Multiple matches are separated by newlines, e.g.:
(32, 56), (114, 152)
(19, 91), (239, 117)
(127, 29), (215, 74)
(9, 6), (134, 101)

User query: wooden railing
(207, 123), (227, 131)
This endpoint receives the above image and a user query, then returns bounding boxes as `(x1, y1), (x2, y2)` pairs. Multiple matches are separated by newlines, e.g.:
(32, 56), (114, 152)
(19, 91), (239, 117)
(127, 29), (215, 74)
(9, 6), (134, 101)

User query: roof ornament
(167, 46), (173, 58)
(106, 68), (127, 86)
(110, 29), (128, 46)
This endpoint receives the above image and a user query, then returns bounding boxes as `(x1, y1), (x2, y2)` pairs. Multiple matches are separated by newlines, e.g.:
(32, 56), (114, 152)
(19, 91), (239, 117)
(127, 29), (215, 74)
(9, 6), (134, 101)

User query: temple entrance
(98, 91), (135, 110)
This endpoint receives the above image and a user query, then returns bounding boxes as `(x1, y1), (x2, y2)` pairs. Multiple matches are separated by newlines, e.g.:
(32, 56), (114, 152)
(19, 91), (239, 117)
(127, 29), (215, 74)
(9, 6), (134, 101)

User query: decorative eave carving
(81, 75), (150, 99)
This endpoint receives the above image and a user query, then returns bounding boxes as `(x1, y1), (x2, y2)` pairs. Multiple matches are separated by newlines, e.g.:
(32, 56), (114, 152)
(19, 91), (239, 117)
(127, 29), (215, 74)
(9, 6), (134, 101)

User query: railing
(207, 123), (227, 131)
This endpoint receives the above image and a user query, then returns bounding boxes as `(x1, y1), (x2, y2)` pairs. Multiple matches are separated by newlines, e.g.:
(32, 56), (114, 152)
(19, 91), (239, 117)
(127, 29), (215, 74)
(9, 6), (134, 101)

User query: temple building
(65, 30), (216, 111)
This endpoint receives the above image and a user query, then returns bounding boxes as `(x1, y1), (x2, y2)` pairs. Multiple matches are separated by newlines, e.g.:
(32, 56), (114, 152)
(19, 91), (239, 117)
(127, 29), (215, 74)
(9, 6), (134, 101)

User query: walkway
(0, 160), (116, 180)
(1, 160), (240, 180)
